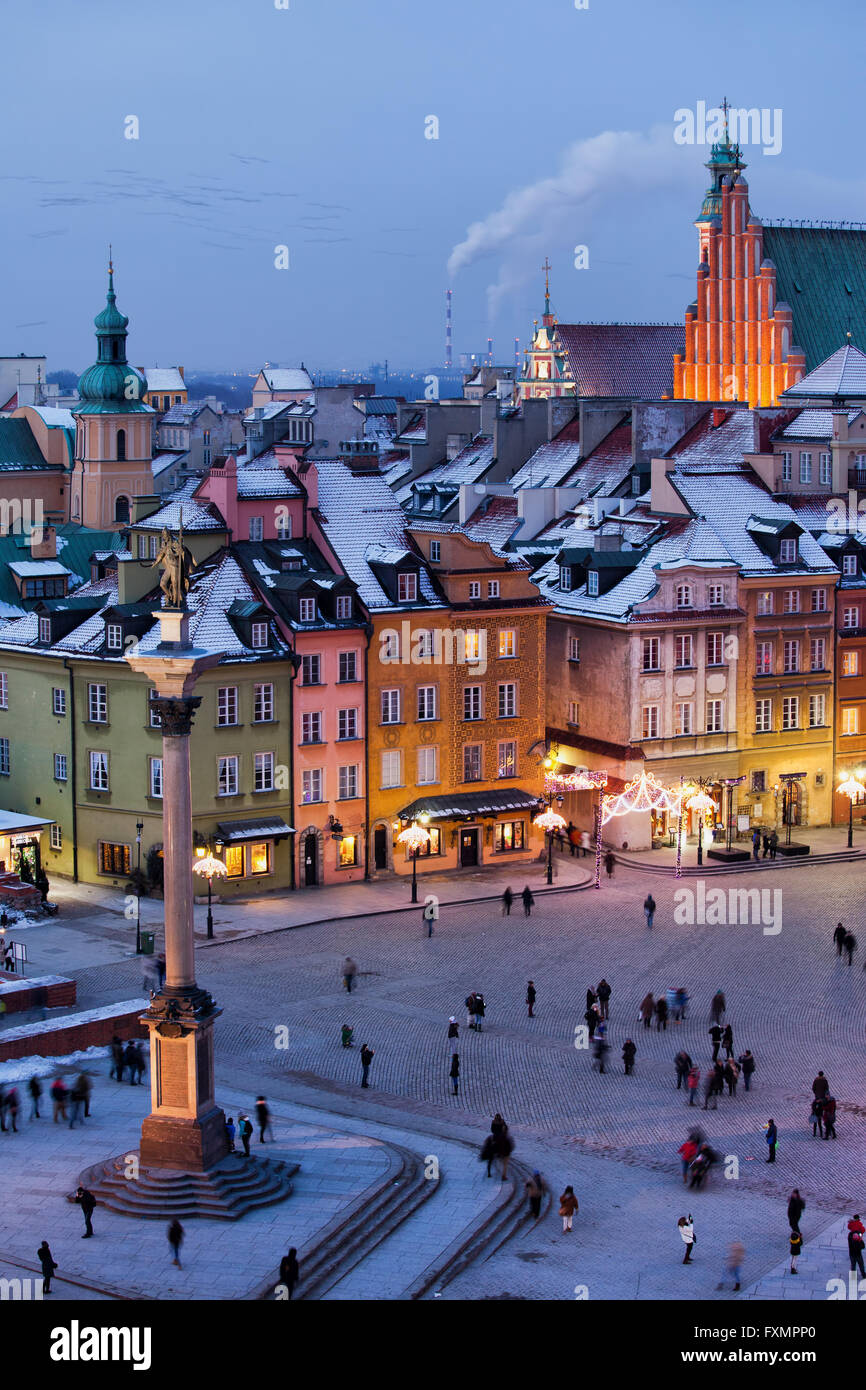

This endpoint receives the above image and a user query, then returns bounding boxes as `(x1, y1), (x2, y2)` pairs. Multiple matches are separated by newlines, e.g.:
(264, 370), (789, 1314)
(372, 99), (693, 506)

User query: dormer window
(299, 598), (316, 623)
(560, 567), (573, 592)
(106, 623), (123, 652)
(251, 622), (269, 649)
(586, 571), (599, 597)
(398, 572), (418, 602)
(779, 538), (798, 564)
(676, 583), (693, 609)
(470, 581), (481, 599)
(430, 541), (441, 562)
(843, 554), (858, 577)
(39, 616), (51, 644)
(336, 594), (352, 621)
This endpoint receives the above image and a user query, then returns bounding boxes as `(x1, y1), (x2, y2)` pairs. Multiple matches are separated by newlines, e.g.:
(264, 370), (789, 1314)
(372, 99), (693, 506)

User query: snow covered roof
(235, 467), (303, 499)
(128, 481), (225, 533)
(259, 367), (313, 393)
(142, 367), (186, 393)
(28, 406), (75, 430)
(8, 561), (71, 578)
(779, 408), (860, 440)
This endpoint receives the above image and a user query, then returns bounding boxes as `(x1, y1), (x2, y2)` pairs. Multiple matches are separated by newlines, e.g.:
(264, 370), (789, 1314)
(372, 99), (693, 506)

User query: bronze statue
(149, 517), (195, 608)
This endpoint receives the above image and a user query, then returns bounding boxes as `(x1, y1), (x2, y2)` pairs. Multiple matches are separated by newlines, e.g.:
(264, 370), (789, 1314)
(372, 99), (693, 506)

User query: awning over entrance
(216, 817), (295, 843)
(0, 811), (54, 835)
(396, 789), (542, 822)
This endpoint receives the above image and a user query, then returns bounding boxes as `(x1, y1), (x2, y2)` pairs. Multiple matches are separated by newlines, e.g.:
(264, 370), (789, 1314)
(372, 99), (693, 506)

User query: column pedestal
(139, 987), (227, 1170)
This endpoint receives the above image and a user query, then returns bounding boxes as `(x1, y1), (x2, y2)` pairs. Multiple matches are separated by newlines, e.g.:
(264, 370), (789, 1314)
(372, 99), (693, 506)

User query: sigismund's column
(127, 606), (228, 1170)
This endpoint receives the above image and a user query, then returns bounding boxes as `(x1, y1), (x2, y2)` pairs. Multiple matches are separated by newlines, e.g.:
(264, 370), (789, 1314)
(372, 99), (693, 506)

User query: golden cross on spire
(108, 243), (114, 276)
(721, 96), (729, 140)
(542, 257), (551, 297)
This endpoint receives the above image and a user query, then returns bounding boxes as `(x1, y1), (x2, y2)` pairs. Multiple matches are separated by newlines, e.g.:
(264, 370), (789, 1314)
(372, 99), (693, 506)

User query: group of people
(500, 887), (535, 917)
(109, 1036), (147, 1085)
(1, 1072), (96, 1129)
(639, 988), (690, 1030)
(809, 1071), (838, 1140)
(832, 922), (858, 966)
(677, 1132), (721, 1190)
(751, 827), (779, 860)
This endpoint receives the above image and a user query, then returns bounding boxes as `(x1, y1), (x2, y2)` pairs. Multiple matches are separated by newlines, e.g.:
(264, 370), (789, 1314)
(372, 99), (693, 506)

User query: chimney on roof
(30, 525), (56, 560)
(712, 408), (727, 428)
(338, 439), (380, 472)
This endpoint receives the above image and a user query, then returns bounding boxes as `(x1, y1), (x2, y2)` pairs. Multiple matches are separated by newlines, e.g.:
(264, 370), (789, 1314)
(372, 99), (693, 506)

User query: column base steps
(75, 1151), (297, 1220)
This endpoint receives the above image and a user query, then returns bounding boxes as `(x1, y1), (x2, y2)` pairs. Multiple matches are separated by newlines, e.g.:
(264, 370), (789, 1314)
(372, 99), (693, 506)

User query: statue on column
(150, 519), (195, 609)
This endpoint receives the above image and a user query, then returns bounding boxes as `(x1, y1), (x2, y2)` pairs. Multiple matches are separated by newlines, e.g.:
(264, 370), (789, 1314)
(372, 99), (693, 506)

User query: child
(225, 1116), (236, 1152)
(341, 1023), (354, 1048)
(789, 1228), (802, 1274)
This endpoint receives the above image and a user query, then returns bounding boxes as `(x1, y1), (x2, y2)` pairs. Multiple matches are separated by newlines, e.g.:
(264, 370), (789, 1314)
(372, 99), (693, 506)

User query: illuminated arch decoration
(544, 769), (608, 797)
(596, 770), (682, 888)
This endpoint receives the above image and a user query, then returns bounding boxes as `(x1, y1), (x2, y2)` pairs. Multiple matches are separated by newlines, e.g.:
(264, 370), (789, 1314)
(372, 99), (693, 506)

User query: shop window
(249, 841), (271, 875)
(338, 835), (358, 868)
(225, 844), (244, 877)
(494, 820), (525, 852)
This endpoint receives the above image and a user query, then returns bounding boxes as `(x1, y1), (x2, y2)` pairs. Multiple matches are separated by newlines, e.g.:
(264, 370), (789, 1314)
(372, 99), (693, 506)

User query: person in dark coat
(844, 931), (857, 966)
(655, 995), (668, 1031)
(584, 1004), (599, 1040)
(501, 887), (513, 916)
(75, 1186), (96, 1237)
(821, 1094), (837, 1140)
(787, 1189), (805, 1234)
(449, 1052), (460, 1095)
(168, 1219), (184, 1267)
(68, 1076), (87, 1129)
(255, 1096), (272, 1144)
(596, 979), (612, 1020)
(604, 850), (615, 878)
(238, 1114), (253, 1156)
(751, 828), (760, 861)
(722, 1023), (734, 1059)
(521, 886), (534, 917)
(724, 1057), (739, 1096)
(812, 1071), (830, 1101)
(28, 1075), (42, 1120)
(586, 986), (599, 1013)
(38, 1241), (57, 1294)
(622, 1039), (636, 1075)
(480, 1133), (496, 1177)
(447, 1017), (459, 1052)
(643, 893), (656, 928)
(765, 1118), (778, 1162)
(123, 1042), (139, 1084)
(4, 1086), (19, 1132)
(847, 1216), (866, 1278)
(278, 1248), (300, 1299)
(640, 992), (655, 1029)
(810, 1098), (824, 1138)
(834, 922), (847, 957)
(132, 1043), (146, 1085)
(738, 1050), (756, 1092)
(710, 991), (726, 1023)
(789, 1229), (802, 1274)
(110, 1035), (124, 1083)
(360, 1043), (374, 1088)
(526, 981), (536, 1017)
(526, 1171), (544, 1220)
(708, 1023), (723, 1061)
(492, 1128), (514, 1179)
(674, 1051), (692, 1089)
(473, 992), (486, 1032)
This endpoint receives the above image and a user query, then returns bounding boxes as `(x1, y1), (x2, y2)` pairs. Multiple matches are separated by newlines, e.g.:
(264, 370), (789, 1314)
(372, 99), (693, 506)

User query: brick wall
(0, 1005), (147, 1062)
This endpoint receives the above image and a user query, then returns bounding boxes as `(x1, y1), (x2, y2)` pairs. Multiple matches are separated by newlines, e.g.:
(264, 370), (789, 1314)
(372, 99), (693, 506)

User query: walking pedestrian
(643, 893), (656, 928)
(848, 1215), (866, 1277)
(559, 1186), (578, 1233)
(447, 1017), (459, 1052)
(360, 1043), (374, 1088)
(708, 1023), (722, 1061)
(110, 1035), (124, 1083)
(822, 1094), (837, 1140)
(702, 1070), (718, 1111)
(74, 1186), (96, 1238)
(37, 1241), (57, 1294)
(738, 1050), (755, 1092)
(751, 828), (760, 861)
(810, 1099), (824, 1138)
(168, 1219), (184, 1268)
(592, 1036), (609, 1072)
(255, 1096), (272, 1144)
(789, 1229), (802, 1274)
(156, 953), (166, 989)
(132, 1043), (146, 1086)
(604, 850), (615, 879)
(622, 1038), (636, 1075)
(678, 1214), (695, 1264)
(480, 1134), (496, 1177)
(710, 990), (726, 1024)
(723, 1058), (739, 1096)
(28, 1075), (42, 1120)
(765, 1118), (778, 1163)
(675, 1051), (692, 1090)
(342, 957), (358, 993)
(473, 992), (486, 1033)
(501, 887), (513, 917)
(580, 830), (591, 857)
(787, 1189), (805, 1235)
(238, 1114), (253, 1156)
(526, 981), (536, 1018)
(640, 992), (655, 1029)
(584, 1003), (599, 1040)
(4, 1086), (19, 1132)
(225, 1116), (236, 1152)
(278, 1247), (299, 1299)
(678, 1138), (698, 1183)
(687, 1065), (701, 1106)
(716, 1240), (745, 1292)
(521, 886), (534, 917)
(123, 1041), (138, 1084)
(466, 991), (477, 1029)
(493, 1127), (514, 1179)
(769, 830), (778, 859)
(844, 931), (857, 966)
(761, 831), (769, 859)
(834, 922), (847, 957)
(68, 1077), (86, 1129)
(422, 898), (437, 937)
(655, 995), (668, 1031)
(341, 1023), (354, 1049)
(812, 1071), (830, 1102)
(526, 1171), (545, 1220)
(596, 978), (611, 1020)
(449, 1052), (460, 1096)
(50, 1078), (67, 1123)
(722, 1023), (734, 1059)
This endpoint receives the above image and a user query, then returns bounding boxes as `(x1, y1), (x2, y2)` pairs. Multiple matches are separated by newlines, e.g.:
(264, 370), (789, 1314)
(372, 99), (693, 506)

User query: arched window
(114, 495), (130, 524)
(116, 428), (126, 461)
(112, 341), (119, 361)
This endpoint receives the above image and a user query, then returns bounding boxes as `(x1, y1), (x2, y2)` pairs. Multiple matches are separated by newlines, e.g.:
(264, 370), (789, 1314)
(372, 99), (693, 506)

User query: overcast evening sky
(3, 0), (864, 376)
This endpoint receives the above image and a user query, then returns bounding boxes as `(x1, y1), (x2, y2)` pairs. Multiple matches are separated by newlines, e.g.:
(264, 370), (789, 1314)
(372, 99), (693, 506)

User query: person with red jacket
(678, 1138), (697, 1184)
(848, 1214), (865, 1277)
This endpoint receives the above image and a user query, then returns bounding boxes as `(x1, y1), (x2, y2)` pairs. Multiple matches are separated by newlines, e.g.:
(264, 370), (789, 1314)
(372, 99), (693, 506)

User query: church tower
(70, 259), (154, 529)
(517, 260), (575, 400)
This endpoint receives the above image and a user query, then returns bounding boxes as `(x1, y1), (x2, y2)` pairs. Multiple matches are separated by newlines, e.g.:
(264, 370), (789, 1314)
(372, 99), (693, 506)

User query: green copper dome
(76, 265), (150, 415)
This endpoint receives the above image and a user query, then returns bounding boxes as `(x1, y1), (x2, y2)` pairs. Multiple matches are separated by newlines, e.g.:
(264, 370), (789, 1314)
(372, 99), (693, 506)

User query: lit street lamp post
(193, 840), (227, 940)
(683, 786), (717, 868)
(396, 819), (431, 903)
(533, 807), (567, 885)
(135, 819), (144, 955)
(838, 775), (866, 849)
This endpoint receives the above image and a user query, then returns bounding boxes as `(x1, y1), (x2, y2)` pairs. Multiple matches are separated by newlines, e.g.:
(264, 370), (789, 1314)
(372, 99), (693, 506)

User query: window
(417, 686), (437, 721)
(842, 651), (860, 677)
(842, 706), (860, 736)
(429, 540), (440, 562)
(464, 631), (482, 662)
(50, 824), (62, 851)
(249, 516), (264, 542)
(708, 584), (724, 607)
(642, 705), (659, 739)
(217, 686), (238, 725)
(106, 623), (123, 651)
(799, 451), (812, 484)
(755, 698), (773, 732)
(819, 452), (832, 485)
(487, 580), (500, 598)
(811, 589), (827, 613)
(302, 768), (323, 802)
(568, 637), (580, 663)
(89, 750), (108, 790)
(299, 597), (317, 623)
(0, 673), (6, 709)
(498, 683), (517, 718)
(463, 744), (482, 781)
(254, 682), (274, 722)
(380, 750), (402, 789)
(338, 651), (357, 683)
(843, 606), (860, 629)
(397, 572), (418, 602)
(809, 694), (826, 728)
(559, 568), (572, 593)
(87, 683), (108, 723)
(225, 845), (244, 878)
(149, 690), (162, 728)
(470, 581), (482, 599)
(52, 687), (66, 716)
(494, 821), (525, 853)
(416, 827), (441, 857)
(810, 637), (826, 671)
(676, 583), (693, 609)
(381, 689), (401, 724)
(149, 757), (163, 797)
(338, 707), (358, 740)
(301, 654), (321, 685)
(783, 639), (800, 673)
(756, 641), (773, 675)
(498, 629), (516, 658)
(642, 637), (660, 671)
(249, 842), (271, 876)
(706, 632), (724, 666)
(780, 451), (792, 482)
(337, 835), (358, 867)
(497, 740), (517, 777)
(54, 753), (67, 781)
(782, 589), (800, 614)
(250, 622), (268, 649)
(202, 428), (211, 469)
(275, 511), (292, 540)
(756, 591), (774, 616)
(463, 686), (483, 721)
(254, 751), (275, 791)
(675, 702), (693, 736)
(586, 571), (599, 596)
(149, 535), (158, 560)
(780, 538), (798, 564)
(751, 770), (767, 793)
(843, 553), (859, 577)
(706, 699), (723, 733)
(336, 594), (353, 621)
(416, 747), (437, 785)
(99, 842), (130, 875)
(301, 712), (322, 744)
(781, 696), (799, 730)
(675, 634), (693, 668)
(218, 755), (239, 796)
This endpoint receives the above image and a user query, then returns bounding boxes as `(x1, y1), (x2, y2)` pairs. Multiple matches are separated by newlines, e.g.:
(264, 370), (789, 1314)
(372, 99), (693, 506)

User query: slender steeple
(698, 97), (747, 223)
(77, 257), (148, 412)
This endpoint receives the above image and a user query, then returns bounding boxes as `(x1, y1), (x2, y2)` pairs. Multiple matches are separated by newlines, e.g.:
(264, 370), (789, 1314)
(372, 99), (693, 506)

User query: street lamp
(193, 841), (228, 940)
(397, 819), (431, 903)
(684, 787), (718, 868)
(838, 775), (866, 849)
(533, 807), (567, 885)
(135, 820), (144, 955)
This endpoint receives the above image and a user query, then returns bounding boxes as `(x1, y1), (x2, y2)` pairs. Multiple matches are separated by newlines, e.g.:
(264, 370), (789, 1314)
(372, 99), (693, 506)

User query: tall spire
(542, 257), (554, 327)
